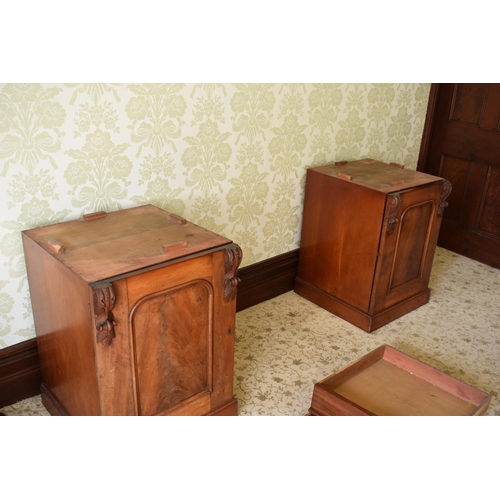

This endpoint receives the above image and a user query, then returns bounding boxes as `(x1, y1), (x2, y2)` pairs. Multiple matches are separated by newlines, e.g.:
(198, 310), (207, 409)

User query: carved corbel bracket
(224, 245), (243, 301)
(386, 195), (402, 235)
(93, 283), (116, 347)
(438, 180), (452, 217)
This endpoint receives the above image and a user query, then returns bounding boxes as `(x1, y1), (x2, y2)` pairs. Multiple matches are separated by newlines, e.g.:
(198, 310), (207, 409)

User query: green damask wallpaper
(0, 83), (430, 348)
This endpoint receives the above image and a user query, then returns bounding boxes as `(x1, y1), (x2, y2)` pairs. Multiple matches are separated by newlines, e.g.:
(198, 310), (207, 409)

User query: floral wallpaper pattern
(0, 83), (431, 348)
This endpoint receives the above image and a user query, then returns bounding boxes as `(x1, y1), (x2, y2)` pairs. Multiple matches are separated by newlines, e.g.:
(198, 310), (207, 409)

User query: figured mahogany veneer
(22, 205), (242, 416)
(309, 345), (491, 416)
(295, 159), (451, 332)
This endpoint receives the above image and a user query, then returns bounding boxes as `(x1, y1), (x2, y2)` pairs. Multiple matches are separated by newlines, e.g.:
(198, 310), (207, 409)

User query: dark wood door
(418, 83), (500, 269)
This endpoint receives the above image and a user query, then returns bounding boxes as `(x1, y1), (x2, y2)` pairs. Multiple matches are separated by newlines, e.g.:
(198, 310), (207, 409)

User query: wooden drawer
(309, 345), (491, 416)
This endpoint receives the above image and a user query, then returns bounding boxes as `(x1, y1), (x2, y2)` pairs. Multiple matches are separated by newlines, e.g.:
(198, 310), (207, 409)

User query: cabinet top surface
(23, 205), (232, 283)
(312, 159), (444, 193)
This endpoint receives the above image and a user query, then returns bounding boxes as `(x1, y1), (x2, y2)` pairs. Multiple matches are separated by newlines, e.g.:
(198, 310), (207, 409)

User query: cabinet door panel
(390, 200), (434, 288)
(370, 183), (443, 313)
(130, 280), (213, 416)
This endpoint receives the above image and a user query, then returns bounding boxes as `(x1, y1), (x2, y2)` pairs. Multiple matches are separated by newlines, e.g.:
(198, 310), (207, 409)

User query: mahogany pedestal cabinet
(295, 159), (451, 332)
(22, 205), (242, 416)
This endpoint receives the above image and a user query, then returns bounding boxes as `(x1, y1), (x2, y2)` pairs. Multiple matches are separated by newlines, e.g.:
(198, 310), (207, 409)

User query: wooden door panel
(477, 164), (500, 239)
(449, 83), (490, 126)
(130, 280), (213, 416)
(418, 83), (500, 269)
(390, 200), (434, 289)
(446, 125), (500, 166)
(480, 83), (500, 130)
(370, 183), (442, 314)
(438, 154), (472, 224)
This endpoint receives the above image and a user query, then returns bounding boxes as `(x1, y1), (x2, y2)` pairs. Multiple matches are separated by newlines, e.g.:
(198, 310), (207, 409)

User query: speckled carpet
(2, 246), (499, 416)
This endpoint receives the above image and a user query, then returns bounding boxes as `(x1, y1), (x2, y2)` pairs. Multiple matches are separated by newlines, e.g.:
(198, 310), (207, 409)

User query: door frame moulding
(417, 83), (441, 174)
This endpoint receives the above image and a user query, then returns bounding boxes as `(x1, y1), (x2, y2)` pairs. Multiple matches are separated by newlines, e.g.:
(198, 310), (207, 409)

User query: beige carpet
(2, 246), (499, 416)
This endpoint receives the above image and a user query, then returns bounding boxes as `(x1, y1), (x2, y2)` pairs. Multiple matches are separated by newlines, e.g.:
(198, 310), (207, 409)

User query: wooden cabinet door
(370, 183), (443, 314)
(123, 250), (237, 416)
(419, 83), (500, 269)
(130, 278), (213, 416)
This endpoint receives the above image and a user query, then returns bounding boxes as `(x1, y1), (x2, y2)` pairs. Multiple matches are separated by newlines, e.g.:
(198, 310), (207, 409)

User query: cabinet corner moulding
(93, 283), (117, 347)
(386, 195), (402, 235)
(224, 245), (243, 301)
(438, 180), (452, 217)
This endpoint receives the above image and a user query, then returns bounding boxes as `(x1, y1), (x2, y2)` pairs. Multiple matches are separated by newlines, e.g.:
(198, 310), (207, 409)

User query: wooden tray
(309, 345), (491, 416)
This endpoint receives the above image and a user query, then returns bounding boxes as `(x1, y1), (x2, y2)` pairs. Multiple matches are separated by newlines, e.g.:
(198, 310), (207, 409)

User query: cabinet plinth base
(41, 384), (68, 416)
(294, 278), (430, 333)
(206, 398), (238, 416)
(40, 383), (238, 416)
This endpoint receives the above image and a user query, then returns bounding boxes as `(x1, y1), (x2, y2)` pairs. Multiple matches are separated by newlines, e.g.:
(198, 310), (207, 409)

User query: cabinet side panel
(130, 280), (212, 416)
(297, 169), (386, 312)
(22, 234), (100, 416)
